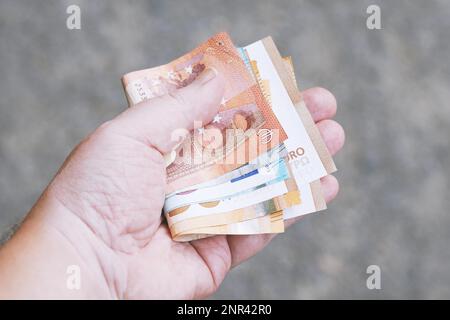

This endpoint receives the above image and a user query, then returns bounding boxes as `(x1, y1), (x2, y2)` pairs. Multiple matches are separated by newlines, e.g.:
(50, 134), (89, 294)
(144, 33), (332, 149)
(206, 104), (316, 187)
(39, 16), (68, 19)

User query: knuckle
(168, 90), (192, 111)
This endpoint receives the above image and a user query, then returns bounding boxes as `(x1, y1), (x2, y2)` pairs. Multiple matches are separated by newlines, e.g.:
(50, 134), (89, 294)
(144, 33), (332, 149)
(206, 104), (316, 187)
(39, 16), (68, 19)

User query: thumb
(113, 68), (225, 153)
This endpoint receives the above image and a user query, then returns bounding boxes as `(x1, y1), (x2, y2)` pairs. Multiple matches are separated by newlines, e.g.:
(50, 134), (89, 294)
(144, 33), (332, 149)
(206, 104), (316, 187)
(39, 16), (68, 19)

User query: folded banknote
(121, 32), (336, 241)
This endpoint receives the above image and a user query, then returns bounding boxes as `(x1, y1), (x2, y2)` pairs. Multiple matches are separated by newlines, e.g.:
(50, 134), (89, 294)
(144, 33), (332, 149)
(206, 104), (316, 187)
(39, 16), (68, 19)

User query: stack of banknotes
(121, 32), (336, 241)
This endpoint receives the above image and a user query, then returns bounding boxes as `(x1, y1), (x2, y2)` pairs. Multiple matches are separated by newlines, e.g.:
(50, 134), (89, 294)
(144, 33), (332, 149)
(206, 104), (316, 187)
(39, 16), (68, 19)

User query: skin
(0, 69), (344, 299)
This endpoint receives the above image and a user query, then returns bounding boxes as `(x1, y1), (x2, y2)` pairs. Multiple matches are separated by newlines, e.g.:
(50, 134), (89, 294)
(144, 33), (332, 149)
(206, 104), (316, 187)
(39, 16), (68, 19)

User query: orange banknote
(122, 32), (287, 193)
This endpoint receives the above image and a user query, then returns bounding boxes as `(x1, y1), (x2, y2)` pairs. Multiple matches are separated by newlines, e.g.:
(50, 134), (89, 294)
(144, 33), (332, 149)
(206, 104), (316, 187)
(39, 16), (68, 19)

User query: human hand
(0, 68), (344, 299)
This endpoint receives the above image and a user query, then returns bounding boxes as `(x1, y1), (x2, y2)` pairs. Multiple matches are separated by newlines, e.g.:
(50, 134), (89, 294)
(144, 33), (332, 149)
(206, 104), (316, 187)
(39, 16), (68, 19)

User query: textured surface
(1, 0), (450, 299)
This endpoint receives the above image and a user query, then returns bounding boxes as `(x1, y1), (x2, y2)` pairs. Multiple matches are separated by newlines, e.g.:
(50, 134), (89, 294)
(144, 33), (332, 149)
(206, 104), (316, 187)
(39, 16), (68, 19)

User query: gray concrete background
(1, 0), (450, 299)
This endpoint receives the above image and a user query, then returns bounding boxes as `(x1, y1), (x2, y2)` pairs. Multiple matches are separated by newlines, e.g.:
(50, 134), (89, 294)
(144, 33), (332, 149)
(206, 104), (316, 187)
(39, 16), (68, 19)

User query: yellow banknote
(169, 189), (300, 237)
(167, 54), (325, 240)
(173, 211), (284, 242)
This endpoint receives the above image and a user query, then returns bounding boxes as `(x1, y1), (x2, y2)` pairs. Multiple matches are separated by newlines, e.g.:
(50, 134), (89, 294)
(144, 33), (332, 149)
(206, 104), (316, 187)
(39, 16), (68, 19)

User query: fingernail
(197, 67), (218, 85)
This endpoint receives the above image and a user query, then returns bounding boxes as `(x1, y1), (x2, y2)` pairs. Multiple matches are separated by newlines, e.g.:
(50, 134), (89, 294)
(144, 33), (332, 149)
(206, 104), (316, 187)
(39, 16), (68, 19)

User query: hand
(0, 69), (344, 299)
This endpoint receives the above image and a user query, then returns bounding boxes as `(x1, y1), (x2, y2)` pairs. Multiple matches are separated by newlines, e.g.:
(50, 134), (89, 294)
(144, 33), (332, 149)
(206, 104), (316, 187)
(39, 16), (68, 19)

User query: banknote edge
(310, 180), (327, 211)
(260, 36), (337, 174)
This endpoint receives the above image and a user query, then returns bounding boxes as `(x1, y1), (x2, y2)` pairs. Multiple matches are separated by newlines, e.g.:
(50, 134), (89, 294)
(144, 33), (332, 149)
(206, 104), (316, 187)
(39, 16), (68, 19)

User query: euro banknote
(164, 149), (321, 238)
(164, 146), (302, 239)
(170, 190), (298, 239)
(242, 38), (336, 184)
(165, 49), (328, 238)
(163, 157), (288, 213)
(244, 52), (327, 217)
(166, 176), (297, 225)
(164, 42), (331, 239)
(173, 211), (284, 242)
(120, 33), (336, 241)
(247, 52), (328, 218)
(165, 143), (286, 197)
(122, 32), (287, 194)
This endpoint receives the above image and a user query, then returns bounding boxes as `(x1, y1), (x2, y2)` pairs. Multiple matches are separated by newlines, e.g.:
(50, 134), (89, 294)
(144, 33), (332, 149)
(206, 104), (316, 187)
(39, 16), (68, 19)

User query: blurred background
(1, 0), (450, 299)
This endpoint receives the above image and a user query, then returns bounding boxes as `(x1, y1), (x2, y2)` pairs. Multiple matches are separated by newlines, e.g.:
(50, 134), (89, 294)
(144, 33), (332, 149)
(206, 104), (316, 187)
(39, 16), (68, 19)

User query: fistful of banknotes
(121, 32), (337, 241)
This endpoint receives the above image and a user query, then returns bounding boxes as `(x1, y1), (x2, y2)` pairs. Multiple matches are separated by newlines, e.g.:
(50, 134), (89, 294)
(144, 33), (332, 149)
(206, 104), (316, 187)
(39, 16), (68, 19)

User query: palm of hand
(53, 129), (248, 299)
(101, 133), (233, 300)
(49, 81), (343, 299)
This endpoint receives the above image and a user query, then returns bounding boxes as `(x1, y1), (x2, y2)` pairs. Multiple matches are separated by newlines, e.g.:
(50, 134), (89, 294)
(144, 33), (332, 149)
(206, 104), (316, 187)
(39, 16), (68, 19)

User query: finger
(320, 174), (339, 203)
(227, 233), (275, 268)
(112, 68), (225, 153)
(303, 87), (337, 122)
(317, 119), (345, 156)
(190, 235), (232, 292)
